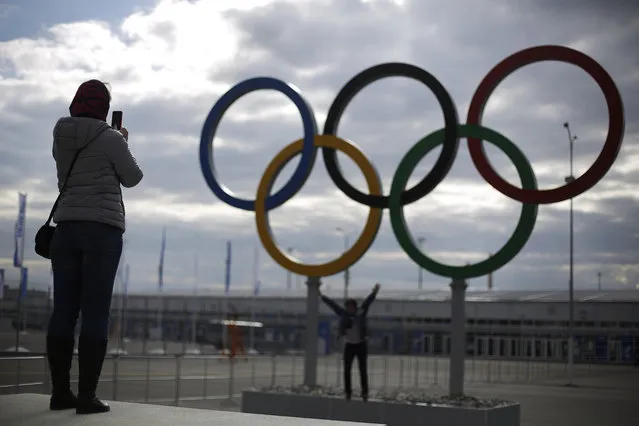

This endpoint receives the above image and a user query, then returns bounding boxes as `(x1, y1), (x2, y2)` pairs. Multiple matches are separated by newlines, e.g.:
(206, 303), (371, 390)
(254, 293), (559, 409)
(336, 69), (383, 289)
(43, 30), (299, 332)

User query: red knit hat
(69, 80), (111, 122)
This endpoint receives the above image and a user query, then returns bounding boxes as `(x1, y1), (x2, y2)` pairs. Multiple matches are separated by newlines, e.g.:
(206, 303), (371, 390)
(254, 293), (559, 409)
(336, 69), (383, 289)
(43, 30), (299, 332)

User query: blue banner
(318, 321), (330, 355)
(583, 336), (595, 356)
(13, 193), (26, 268)
(595, 336), (608, 360)
(18, 267), (28, 300)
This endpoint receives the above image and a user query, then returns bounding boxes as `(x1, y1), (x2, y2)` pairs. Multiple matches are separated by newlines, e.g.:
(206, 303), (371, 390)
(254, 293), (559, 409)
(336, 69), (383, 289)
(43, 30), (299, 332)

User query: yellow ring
(255, 135), (383, 277)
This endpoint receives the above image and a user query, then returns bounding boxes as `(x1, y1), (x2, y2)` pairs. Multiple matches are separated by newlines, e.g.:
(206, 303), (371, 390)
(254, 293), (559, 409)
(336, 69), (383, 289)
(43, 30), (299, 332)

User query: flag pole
(47, 268), (53, 323)
(16, 267), (28, 351)
(191, 255), (198, 349)
(222, 241), (231, 352)
(115, 240), (126, 351)
(115, 264), (123, 350)
(158, 227), (166, 352)
(487, 253), (493, 291)
(250, 247), (259, 351)
(122, 264), (129, 352)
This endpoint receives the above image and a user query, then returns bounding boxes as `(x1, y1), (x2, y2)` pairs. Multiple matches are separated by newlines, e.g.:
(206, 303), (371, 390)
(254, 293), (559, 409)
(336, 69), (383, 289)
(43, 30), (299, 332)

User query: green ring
(389, 124), (539, 279)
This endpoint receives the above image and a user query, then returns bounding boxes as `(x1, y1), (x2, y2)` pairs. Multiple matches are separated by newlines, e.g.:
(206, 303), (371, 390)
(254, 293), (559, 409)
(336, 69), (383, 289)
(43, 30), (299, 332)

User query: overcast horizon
(0, 0), (637, 297)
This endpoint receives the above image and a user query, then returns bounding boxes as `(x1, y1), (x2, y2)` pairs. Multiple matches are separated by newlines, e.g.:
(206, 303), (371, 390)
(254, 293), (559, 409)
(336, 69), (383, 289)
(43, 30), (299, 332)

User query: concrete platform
(0, 394), (383, 426)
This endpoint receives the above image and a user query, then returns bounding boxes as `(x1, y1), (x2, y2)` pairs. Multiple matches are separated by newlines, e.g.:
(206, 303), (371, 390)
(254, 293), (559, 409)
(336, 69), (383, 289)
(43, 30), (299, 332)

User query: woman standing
(319, 283), (380, 401)
(46, 80), (143, 414)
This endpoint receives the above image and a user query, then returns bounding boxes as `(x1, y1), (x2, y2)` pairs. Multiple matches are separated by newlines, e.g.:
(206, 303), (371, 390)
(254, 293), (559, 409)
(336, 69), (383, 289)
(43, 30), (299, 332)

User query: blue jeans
(48, 221), (123, 341)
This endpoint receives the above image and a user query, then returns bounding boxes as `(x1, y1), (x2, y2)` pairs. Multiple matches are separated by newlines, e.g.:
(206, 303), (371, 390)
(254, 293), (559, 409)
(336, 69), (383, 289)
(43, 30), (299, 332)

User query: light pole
(563, 121), (577, 385)
(417, 237), (426, 290)
(336, 227), (350, 301)
(286, 247), (293, 291)
(191, 256), (198, 349)
(487, 253), (494, 291)
(597, 272), (602, 292)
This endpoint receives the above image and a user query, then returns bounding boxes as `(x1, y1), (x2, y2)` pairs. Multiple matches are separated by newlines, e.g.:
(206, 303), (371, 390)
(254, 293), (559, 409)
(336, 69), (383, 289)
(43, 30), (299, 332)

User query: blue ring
(199, 77), (318, 211)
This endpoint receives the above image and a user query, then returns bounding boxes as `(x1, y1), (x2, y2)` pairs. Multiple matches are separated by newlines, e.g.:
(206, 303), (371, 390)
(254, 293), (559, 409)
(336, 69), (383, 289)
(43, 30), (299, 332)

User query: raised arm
(318, 289), (345, 316)
(103, 129), (143, 188)
(360, 283), (381, 315)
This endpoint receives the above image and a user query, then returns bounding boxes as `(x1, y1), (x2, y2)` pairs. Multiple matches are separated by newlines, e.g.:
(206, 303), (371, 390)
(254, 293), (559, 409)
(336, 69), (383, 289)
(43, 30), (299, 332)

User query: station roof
(129, 288), (639, 303)
(375, 289), (639, 303)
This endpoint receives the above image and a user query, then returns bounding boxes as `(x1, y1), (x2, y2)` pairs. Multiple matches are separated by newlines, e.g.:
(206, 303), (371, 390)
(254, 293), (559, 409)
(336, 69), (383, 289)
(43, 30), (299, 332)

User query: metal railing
(2, 350), (629, 407)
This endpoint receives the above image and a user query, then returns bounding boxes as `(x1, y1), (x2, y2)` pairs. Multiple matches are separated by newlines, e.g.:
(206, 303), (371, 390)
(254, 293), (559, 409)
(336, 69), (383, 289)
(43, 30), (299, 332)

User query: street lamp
(286, 247), (293, 291)
(487, 253), (494, 291)
(417, 237), (426, 290)
(563, 121), (577, 386)
(336, 227), (350, 301)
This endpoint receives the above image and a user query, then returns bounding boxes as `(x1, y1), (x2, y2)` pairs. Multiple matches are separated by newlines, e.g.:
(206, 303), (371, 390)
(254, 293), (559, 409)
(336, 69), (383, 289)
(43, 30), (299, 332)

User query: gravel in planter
(252, 385), (514, 409)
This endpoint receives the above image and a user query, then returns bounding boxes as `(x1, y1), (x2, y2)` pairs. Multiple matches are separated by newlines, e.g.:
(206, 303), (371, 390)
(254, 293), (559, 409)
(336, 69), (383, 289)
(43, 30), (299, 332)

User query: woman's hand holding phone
(111, 111), (127, 140)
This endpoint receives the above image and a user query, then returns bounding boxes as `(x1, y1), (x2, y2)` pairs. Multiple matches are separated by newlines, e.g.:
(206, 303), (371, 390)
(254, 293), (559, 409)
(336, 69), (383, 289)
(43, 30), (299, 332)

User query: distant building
(5, 288), (638, 364)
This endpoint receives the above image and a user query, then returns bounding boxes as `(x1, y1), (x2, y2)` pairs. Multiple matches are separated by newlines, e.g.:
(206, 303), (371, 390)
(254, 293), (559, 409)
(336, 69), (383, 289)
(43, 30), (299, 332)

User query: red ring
(467, 45), (625, 204)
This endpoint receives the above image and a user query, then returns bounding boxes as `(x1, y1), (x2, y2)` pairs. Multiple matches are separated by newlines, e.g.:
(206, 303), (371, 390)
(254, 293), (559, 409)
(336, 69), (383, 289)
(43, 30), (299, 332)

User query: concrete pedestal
(242, 391), (520, 426)
(304, 277), (321, 386)
(449, 278), (468, 397)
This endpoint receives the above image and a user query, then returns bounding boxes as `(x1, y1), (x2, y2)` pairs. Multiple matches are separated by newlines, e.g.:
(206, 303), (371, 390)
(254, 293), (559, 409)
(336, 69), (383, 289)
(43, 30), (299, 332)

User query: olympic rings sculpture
(199, 45), (625, 280)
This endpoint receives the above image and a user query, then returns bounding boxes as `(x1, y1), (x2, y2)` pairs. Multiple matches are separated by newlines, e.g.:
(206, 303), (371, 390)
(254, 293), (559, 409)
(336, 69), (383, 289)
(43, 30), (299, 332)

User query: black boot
(76, 336), (110, 414)
(47, 335), (78, 410)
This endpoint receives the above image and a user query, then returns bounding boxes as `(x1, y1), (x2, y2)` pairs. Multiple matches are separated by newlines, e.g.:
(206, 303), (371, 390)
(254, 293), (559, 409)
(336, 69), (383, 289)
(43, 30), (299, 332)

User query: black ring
(322, 63), (460, 208)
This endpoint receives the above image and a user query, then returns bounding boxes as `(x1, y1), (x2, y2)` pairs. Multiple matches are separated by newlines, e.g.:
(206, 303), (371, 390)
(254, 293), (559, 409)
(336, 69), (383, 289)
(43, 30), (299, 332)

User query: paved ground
(1, 393), (386, 426)
(1, 332), (638, 425)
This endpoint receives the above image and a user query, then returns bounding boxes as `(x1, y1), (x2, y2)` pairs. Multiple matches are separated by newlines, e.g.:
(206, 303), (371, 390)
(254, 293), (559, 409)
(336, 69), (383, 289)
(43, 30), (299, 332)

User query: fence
(1, 349), (626, 408)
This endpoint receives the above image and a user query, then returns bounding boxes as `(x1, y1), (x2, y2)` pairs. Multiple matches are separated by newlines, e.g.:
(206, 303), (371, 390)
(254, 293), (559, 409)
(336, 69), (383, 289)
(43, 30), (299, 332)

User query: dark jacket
(321, 289), (378, 342)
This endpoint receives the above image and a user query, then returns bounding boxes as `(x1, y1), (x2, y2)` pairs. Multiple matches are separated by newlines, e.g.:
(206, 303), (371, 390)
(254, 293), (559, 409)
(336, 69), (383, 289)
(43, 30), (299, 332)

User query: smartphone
(111, 111), (123, 130)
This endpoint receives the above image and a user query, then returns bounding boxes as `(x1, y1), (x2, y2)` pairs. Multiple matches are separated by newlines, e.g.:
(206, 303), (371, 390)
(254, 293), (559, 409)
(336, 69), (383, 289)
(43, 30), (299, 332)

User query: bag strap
(44, 127), (109, 226)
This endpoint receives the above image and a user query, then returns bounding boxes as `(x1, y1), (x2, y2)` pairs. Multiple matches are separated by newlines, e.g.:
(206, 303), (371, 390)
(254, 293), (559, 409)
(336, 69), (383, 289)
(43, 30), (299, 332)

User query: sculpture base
(242, 389), (520, 426)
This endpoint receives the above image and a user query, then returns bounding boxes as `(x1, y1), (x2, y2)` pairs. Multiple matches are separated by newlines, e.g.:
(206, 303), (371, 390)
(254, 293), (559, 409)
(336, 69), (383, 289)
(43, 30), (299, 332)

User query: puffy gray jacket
(52, 117), (143, 231)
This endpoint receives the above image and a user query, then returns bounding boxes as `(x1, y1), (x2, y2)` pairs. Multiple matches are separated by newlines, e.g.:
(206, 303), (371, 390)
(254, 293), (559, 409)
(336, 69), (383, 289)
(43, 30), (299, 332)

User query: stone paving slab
(461, 379), (639, 426)
(0, 394), (383, 426)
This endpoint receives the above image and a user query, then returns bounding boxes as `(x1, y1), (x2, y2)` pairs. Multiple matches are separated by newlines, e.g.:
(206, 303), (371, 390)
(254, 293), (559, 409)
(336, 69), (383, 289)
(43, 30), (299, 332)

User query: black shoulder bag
(35, 128), (107, 259)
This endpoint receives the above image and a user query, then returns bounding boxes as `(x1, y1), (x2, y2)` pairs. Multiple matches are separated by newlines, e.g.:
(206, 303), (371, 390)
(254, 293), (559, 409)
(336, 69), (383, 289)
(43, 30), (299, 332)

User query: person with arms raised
(319, 283), (381, 402)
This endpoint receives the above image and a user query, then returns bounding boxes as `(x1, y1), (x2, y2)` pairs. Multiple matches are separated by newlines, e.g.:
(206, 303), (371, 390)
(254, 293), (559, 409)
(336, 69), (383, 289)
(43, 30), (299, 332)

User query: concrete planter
(242, 391), (520, 426)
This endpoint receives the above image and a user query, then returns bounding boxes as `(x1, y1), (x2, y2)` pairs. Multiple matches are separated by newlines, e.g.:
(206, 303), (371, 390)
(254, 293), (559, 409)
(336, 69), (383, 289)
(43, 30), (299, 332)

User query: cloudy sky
(0, 0), (637, 297)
